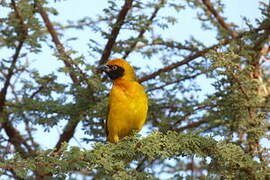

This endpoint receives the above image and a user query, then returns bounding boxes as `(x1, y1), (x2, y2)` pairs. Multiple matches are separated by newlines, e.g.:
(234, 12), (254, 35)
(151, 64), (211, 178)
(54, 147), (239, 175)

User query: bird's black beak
(97, 65), (111, 73)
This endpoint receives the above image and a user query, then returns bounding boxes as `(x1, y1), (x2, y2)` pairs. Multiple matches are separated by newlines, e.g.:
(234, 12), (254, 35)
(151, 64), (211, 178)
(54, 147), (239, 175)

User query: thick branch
(138, 26), (270, 83)
(35, 0), (79, 83)
(54, 119), (78, 151)
(138, 44), (218, 83)
(122, 0), (164, 59)
(1, 120), (32, 157)
(0, 0), (33, 160)
(99, 0), (133, 65)
(35, 0), (90, 152)
(202, 0), (238, 38)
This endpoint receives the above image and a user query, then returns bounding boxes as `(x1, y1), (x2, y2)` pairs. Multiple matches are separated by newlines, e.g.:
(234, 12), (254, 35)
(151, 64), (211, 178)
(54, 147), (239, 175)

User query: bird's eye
(112, 66), (118, 70)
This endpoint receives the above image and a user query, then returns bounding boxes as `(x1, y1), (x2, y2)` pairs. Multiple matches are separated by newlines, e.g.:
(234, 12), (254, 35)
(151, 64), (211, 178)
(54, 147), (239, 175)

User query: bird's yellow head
(100, 59), (136, 81)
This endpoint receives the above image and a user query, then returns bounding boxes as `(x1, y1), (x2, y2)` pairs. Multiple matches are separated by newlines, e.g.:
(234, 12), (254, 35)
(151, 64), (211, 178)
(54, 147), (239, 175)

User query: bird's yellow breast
(107, 80), (148, 143)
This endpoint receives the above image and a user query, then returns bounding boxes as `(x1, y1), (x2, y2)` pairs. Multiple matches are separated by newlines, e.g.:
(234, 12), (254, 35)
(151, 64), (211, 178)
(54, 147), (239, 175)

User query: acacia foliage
(0, 0), (269, 179)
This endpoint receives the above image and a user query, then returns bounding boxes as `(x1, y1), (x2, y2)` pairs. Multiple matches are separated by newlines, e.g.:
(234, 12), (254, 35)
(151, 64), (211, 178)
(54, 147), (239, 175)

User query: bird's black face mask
(99, 65), (125, 80)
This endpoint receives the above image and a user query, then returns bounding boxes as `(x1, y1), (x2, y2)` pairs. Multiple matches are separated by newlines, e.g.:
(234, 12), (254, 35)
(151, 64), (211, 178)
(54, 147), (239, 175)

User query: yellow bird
(99, 59), (148, 143)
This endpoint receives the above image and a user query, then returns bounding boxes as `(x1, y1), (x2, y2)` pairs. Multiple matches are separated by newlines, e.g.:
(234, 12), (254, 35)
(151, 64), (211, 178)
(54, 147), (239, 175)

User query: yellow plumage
(100, 59), (148, 143)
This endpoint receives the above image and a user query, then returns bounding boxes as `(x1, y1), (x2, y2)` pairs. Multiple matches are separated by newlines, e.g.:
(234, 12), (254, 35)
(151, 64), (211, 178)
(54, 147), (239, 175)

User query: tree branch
(35, 0), (79, 84)
(0, 0), (27, 107)
(35, 0), (92, 152)
(138, 43), (218, 83)
(202, 0), (238, 38)
(138, 26), (270, 83)
(122, 0), (164, 59)
(0, 0), (33, 160)
(170, 104), (216, 132)
(147, 72), (203, 92)
(54, 119), (78, 151)
(133, 39), (198, 52)
(175, 119), (208, 132)
(99, 0), (134, 65)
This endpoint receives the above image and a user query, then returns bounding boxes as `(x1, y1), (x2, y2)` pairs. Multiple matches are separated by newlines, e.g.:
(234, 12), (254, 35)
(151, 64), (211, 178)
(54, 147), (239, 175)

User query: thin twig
(133, 40), (198, 52)
(147, 72), (203, 92)
(175, 119), (208, 132)
(99, 0), (134, 65)
(122, 0), (164, 59)
(172, 104), (216, 132)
